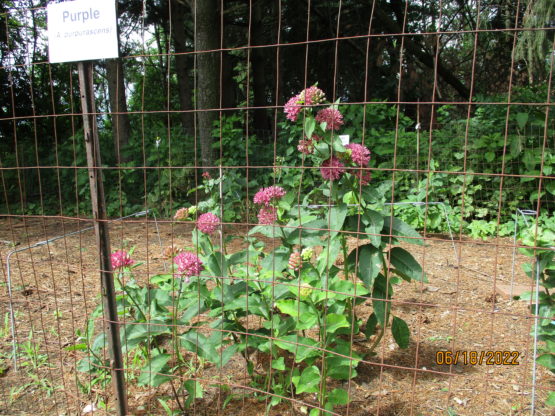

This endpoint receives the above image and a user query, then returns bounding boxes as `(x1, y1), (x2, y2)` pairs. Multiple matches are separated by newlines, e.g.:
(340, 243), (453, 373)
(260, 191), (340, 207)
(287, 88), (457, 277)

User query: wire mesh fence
(1, 1), (554, 415)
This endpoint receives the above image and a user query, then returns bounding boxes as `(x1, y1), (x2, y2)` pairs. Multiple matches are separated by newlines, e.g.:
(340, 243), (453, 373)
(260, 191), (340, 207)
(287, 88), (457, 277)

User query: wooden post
(77, 61), (128, 416)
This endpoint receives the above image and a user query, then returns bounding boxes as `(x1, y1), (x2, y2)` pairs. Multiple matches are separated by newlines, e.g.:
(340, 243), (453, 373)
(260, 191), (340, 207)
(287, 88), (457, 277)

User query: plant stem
(367, 326), (385, 356)
(116, 276), (148, 322)
(341, 236), (349, 281)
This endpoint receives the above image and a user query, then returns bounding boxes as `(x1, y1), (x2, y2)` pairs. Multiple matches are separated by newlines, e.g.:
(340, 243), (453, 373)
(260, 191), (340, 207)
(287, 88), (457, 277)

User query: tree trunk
(194, 0), (218, 169)
(106, 58), (131, 164)
(170, 0), (194, 135)
(250, 0), (270, 135)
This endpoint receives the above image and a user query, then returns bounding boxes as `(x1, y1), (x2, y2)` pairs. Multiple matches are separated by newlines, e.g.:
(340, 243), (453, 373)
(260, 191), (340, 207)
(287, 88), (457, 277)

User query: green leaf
(276, 300), (318, 330)
(329, 279), (369, 301)
(485, 152), (495, 162)
(382, 216), (423, 245)
(317, 238), (341, 275)
(361, 187), (383, 204)
(364, 313), (378, 338)
(219, 344), (239, 368)
(332, 138), (347, 154)
(77, 355), (104, 373)
(191, 229), (212, 256)
(180, 331), (219, 363)
(372, 275), (391, 325)
(211, 281), (247, 305)
(272, 357), (286, 371)
(391, 316), (410, 349)
(325, 342), (361, 380)
(286, 219), (328, 247)
(349, 244), (382, 289)
(510, 135), (522, 158)
(328, 388), (349, 405)
(294, 365), (321, 394)
(327, 203), (348, 237)
(249, 224), (281, 238)
(179, 299), (205, 325)
(227, 250), (260, 266)
(305, 117), (316, 140)
(389, 247), (427, 282)
(516, 112), (528, 129)
(150, 274), (173, 286)
(546, 391), (555, 407)
(260, 246), (290, 273)
(314, 141), (330, 159)
(207, 252), (227, 278)
(327, 364), (356, 380)
(362, 210), (384, 247)
(325, 313), (350, 334)
(536, 353), (555, 370)
(274, 335), (320, 362)
(122, 322), (170, 349)
(64, 343), (87, 352)
(522, 151), (536, 171)
(92, 333), (107, 351)
(183, 380), (203, 408)
(137, 354), (172, 387)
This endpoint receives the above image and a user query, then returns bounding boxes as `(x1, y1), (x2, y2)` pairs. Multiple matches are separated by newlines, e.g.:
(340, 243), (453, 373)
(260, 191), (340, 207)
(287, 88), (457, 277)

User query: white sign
(339, 135), (350, 145)
(47, 0), (118, 63)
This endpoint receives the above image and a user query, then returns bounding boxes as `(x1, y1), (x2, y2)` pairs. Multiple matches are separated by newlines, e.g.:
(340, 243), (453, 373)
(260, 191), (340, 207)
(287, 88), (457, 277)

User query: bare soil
(0, 217), (553, 415)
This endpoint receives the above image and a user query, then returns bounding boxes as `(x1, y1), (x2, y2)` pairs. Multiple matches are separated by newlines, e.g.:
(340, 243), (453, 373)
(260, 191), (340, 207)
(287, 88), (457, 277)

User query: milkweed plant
(76, 86), (427, 415)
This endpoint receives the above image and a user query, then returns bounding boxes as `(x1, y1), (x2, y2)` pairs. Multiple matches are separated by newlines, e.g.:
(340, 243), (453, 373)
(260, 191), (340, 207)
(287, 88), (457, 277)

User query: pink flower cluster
(253, 186), (286, 207)
(346, 143), (371, 185)
(288, 250), (302, 271)
(174, 207), (189, 220)
(315, 107), (344, 131)
(253, 186), (285, 225)
(298, 86), (325, 106)
(320, 157), (345, 181)
(284, 85), (371, 185)
(257, 206), (278, 225)
(284, 86), (326, 122)
(346, 143), (371, 166)
(111, 250), (134, 270)
(351, 170), (372, 185)
(202, 171), (211, 180)
(174, 252), (204, 282)
(284, 95), (302, 122)
(197, 212), (220, 235)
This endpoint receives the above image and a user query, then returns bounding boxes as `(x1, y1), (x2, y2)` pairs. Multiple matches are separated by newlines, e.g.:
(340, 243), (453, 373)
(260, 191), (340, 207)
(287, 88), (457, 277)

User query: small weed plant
(516, 223), (555, 407)
(78, 86), (427, 414)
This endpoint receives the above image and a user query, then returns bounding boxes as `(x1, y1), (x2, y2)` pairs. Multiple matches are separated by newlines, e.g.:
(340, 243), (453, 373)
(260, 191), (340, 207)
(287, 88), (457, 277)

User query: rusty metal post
(77, 61), (128, 416)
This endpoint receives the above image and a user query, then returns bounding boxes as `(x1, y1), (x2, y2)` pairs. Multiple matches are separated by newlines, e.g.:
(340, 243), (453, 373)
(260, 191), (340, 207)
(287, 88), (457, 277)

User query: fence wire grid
(0, 1), (554, 415)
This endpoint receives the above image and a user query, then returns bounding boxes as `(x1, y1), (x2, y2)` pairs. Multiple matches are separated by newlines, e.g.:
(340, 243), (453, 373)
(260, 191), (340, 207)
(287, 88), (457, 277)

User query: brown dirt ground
(0, 217), (553, 416)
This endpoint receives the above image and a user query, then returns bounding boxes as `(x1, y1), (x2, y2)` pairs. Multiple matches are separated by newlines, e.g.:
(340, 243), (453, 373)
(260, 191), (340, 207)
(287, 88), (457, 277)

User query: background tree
(193, 0), (218, 169)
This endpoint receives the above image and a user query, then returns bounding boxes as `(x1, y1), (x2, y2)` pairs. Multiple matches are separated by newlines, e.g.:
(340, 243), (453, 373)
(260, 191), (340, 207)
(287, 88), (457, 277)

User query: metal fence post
(77, 61), (128, 416)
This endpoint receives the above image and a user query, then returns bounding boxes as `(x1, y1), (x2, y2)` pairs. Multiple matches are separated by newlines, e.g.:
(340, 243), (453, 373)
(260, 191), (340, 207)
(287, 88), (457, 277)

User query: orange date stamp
(435, 350), (520, 366)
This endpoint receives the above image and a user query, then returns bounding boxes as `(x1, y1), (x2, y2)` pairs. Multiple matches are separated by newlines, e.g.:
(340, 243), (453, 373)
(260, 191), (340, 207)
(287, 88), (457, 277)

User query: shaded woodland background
(0, 0), (553, 232)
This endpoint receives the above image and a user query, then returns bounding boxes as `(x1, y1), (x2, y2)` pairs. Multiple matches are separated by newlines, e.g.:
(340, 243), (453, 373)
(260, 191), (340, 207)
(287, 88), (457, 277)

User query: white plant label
(47, 0), (118, 63)
(339, 135), (350, 145)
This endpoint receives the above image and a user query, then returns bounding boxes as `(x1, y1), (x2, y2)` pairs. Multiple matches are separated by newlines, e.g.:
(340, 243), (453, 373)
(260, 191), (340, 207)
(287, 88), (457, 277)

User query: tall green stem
(116, 275), (148, 322)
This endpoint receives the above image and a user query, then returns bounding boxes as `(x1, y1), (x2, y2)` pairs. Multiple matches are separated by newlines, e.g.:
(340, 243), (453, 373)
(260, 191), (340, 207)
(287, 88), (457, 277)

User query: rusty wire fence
(1, 1), (554, 415)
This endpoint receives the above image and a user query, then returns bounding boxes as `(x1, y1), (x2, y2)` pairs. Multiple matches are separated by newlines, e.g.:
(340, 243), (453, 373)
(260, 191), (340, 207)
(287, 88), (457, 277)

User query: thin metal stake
(77, 61), (128, 416)
(530, 258), (540, 416)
